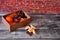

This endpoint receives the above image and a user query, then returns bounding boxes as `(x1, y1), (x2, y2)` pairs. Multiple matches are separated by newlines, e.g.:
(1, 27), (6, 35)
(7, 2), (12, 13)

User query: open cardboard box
(2, 11), (30, 32)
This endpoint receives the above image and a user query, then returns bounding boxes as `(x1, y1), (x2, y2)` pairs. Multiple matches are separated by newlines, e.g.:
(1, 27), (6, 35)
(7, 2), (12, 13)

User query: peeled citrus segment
(20, 18), (25, 22)
(6, 16), (12, 23)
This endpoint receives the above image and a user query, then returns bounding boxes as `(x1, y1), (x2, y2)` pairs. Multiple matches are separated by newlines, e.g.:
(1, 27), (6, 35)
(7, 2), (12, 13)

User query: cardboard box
(2, 11), (30, 32)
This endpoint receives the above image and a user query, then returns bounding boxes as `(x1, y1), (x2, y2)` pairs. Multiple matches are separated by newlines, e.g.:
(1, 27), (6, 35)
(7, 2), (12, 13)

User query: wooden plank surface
(0, 14), (60, 40)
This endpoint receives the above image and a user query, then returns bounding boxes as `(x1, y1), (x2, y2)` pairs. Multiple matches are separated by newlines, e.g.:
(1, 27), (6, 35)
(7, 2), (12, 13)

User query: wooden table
(0, 13), (60, 40)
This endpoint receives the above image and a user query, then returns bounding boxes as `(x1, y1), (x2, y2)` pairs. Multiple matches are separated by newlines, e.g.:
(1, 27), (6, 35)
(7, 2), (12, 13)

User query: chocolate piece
(12, 16), (21, 23)
(28, 25), (31, 27)
(18, 10), (27, 18)
(25, 25), (36, 35)
(26, 31), (33, 36)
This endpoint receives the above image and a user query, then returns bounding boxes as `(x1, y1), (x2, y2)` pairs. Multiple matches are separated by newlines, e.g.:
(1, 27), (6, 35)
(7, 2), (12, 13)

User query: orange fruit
(11, 22), (16, 25)
(6, 16), (12, 23)
(20, 18), (25, 22)
(9, 14), (14, 17)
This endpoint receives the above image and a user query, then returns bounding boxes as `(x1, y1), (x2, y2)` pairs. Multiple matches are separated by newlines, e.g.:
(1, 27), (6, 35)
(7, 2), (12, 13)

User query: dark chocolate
(12, 16), (21, 23)
(26, 31), (33, 36)
(18, 10), (27, 18)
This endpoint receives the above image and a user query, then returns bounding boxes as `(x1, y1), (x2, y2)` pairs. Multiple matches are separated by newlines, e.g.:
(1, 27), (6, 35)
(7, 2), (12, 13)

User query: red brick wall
(0, 0), (60, 14)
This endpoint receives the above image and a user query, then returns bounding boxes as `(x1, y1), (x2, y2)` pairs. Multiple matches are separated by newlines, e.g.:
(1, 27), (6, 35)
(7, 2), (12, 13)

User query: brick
(0, 0), (60, 14)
